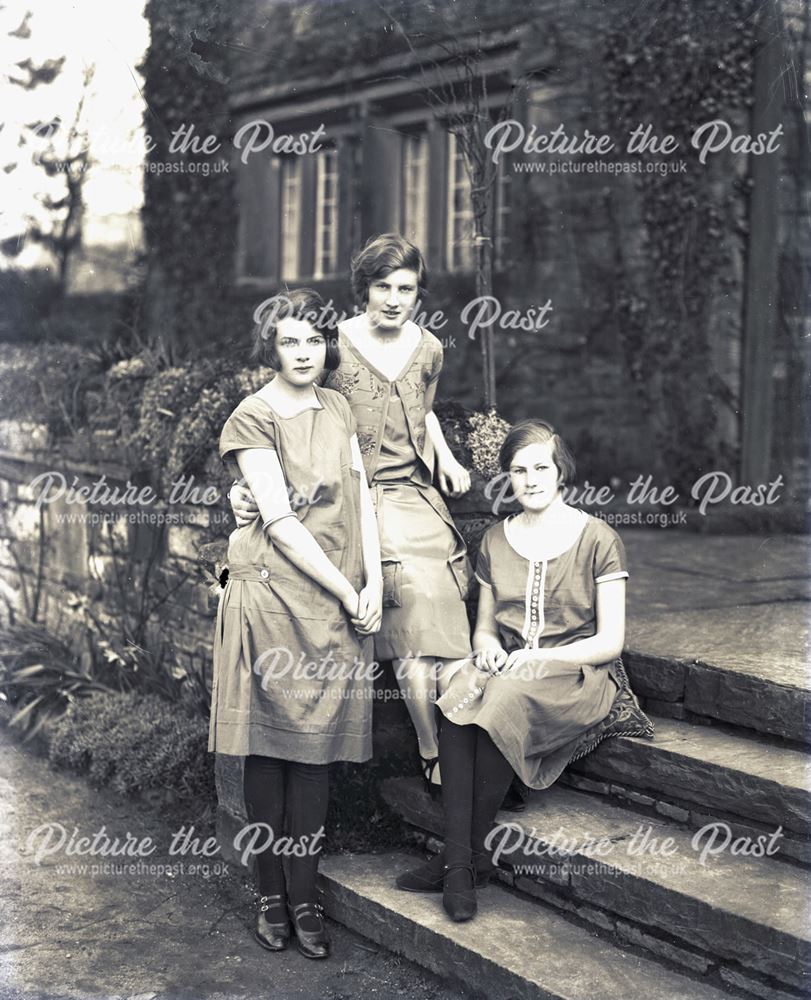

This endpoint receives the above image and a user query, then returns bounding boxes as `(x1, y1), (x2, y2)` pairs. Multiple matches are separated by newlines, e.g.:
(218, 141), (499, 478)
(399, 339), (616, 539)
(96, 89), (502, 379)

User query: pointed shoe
(397, 852), (492, 893)
(442, 862), (477, 922)
(254, 894), (290, 951)
(288, 901), (330, 959)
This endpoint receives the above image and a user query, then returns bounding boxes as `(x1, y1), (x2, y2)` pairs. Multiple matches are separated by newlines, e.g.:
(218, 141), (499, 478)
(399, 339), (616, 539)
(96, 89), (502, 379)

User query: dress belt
(224, 561), (274, 582)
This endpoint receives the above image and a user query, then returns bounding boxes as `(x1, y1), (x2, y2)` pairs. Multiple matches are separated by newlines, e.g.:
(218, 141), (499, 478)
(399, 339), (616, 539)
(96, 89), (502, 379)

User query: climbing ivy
(140, 0), (237, 361)
(602, 0), (759, 491)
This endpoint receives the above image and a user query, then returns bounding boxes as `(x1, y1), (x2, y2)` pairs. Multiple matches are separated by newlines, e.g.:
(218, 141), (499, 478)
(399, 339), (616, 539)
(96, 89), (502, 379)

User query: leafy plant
(44, 689), (215, 807)
(602, 0), (757, 489)
(435, 401), (511, 480)
(467, 408), (511, 480)
(0, 619), (115, 743)
(0, 343), (103, 436)
(62, 528), (211, 715)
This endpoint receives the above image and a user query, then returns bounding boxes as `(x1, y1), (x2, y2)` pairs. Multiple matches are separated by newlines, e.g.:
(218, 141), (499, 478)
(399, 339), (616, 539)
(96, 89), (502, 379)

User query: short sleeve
(219, 399), (276, 477)
(475, 527), (494, 588)
(333, 390), (357, 438)
(593, 524), (629, 583)
(427, 336), (443, 387)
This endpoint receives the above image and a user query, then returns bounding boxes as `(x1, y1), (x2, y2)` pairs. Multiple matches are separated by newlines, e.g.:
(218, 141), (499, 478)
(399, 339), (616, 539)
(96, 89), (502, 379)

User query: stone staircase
(318, 647), (810, 1000)
(211, 532), (809, 998)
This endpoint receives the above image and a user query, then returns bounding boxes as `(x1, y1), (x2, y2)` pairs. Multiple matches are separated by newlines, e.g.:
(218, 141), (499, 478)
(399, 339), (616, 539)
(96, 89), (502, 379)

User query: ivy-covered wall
(138, 0), (809, 491)
(140, 0), (238, 361)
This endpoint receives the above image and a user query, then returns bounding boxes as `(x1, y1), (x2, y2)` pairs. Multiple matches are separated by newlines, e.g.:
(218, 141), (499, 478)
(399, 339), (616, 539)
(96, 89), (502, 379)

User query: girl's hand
(474, 646), (508, 674)
(341, 588), (362, 619)
(351, 580), (383, 636)
(505, 649), (541, 673)
(229, 481), (260, 528)
(437, 454), (471, 498)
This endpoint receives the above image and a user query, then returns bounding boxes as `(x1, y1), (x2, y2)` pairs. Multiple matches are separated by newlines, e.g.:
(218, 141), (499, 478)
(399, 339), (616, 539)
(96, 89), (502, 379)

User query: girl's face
(365, 267), (419, 331)
(508, 440), (562, 513)
(273, 317), (326, 387)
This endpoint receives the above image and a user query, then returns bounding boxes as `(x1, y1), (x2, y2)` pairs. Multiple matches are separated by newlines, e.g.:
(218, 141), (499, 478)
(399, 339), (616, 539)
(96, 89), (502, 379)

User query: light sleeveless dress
(324, 328), (472, 661)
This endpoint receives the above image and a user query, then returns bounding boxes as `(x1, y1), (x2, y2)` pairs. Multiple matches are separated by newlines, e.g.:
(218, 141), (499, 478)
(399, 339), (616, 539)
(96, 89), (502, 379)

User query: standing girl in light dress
(210, 288), (382, 959)
(231, 234), (473, 797)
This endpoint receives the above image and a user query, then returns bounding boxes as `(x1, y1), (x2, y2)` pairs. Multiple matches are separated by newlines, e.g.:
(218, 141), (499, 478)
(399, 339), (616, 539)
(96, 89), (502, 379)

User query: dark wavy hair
(498, 419), (577, 486)
(350, 232), (428, 308)
(251, 288), (340, 371)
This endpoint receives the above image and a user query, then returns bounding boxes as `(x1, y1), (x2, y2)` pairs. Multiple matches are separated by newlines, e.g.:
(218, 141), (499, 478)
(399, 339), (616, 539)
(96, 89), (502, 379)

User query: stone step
(621, 531), (810, 746)
(382, 776), (811, 994)
(567, 717), (811, 854)
(622, 638), (810, 746)
(319, 850), (741, 1000)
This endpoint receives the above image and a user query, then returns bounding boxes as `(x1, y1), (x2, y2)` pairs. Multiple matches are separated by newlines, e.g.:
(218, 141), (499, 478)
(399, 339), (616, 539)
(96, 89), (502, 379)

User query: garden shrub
(45, 690), (215, 806)
(0, 344), (104, 436)
(434, 400), (511, 480)
(466, 409), (511, 480)
(130, 360), (274, 493)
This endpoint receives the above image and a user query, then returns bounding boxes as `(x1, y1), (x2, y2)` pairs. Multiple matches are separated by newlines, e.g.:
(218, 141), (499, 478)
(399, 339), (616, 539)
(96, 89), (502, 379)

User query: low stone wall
(0, 430), (218, 679)
(0, 422), (501, 860)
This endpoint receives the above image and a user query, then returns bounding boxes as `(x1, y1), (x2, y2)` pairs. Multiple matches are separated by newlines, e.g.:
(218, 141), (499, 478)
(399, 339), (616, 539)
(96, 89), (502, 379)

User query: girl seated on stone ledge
(396, 418), (653, 922)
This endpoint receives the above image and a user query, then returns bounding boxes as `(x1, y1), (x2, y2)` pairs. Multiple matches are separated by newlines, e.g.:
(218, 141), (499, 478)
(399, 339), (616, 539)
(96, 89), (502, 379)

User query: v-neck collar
(252, 383), (325, 420)
(340, 325), (424, 384)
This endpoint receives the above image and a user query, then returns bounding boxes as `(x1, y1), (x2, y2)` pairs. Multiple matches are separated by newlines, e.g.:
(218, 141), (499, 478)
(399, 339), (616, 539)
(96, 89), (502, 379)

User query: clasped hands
(228, 482), (381, 636)
(473, 646), (537, 676)
(344, 580), (383, 637)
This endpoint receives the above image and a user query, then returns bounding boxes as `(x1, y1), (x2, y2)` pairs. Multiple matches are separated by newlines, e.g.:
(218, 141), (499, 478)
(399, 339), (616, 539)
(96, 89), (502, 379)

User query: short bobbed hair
(252, 287), (340, 372)
(498, 419), (576, 487)
(350, 232), (428, 308)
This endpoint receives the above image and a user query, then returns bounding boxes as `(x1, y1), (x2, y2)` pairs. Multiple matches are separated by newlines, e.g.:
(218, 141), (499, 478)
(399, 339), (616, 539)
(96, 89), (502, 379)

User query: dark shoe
(288, 901), (330, 959)
(254, 894), (290, 952)
(442, 862), (477, 922)
(420, 754), (441, 801)
(396, 852), (493, 893)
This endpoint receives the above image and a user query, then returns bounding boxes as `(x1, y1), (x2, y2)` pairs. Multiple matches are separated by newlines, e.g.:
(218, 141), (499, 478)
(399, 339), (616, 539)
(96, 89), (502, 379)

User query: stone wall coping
(0, 448), (133, 483)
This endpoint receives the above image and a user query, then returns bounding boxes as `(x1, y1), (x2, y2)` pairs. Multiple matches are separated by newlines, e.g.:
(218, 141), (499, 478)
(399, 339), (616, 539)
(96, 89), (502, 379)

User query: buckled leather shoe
(254, 894), (290, 951)
(442, 862), (477, 922)
(396, 852), (493, 893)
(288, 901), (330, 959)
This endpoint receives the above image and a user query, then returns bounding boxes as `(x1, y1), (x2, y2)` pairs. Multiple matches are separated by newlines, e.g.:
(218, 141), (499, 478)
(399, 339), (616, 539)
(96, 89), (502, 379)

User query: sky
(0, 0), (150, 267)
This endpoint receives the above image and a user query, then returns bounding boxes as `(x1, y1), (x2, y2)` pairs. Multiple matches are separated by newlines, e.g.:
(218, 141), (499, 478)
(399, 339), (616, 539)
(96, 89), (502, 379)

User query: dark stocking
(470, 728), (516, 869)
(286, 761), (330, 931)
(438, 718), (477, 875)
(243, 754), (287, 921)
(439, 721), (516, 874)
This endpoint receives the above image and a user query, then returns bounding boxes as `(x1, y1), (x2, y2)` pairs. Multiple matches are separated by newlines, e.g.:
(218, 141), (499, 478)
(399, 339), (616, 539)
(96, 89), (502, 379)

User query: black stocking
(438, 719), (477, 866)
(286, 761), (330, 930)
(471, 728), (516, 866)
(439, 721), (516, 869)
(243, 754), (286, 919)
(243, 756), (330, 930)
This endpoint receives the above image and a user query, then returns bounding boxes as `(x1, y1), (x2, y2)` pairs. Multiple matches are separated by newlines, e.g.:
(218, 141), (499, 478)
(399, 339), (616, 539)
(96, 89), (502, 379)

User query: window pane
(315, 149), (340, 278)
(281, 158), (301, 281)
(402, 132), (428, 252)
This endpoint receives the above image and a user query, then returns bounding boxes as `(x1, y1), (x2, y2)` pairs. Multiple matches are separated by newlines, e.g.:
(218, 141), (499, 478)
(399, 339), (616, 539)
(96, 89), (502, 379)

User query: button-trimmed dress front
(436, 513), (628, 788)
